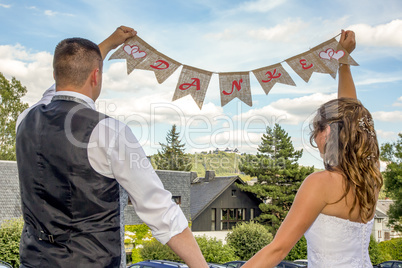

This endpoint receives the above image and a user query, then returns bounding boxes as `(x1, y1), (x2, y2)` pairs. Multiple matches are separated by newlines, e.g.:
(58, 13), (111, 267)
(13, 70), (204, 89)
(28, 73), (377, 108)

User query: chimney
(190, 172), (198, 183)
(205, 170), (215, 182)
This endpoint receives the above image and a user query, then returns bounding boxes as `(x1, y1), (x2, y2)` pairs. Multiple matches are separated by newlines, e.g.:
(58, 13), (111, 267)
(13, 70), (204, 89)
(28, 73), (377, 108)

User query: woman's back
(305, 213), (373, 267)
(303, 170), (377, 268)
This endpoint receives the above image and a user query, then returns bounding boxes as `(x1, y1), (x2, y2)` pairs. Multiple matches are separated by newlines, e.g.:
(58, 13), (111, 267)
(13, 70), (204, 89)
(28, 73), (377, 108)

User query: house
(124, 170), (194, 225)
(372, 199), (402, 242)
(190, 171), (262, 232)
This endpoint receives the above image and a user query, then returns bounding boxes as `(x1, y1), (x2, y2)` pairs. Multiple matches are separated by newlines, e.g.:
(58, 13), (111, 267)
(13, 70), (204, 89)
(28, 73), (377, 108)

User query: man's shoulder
(96, 117), (129, 133)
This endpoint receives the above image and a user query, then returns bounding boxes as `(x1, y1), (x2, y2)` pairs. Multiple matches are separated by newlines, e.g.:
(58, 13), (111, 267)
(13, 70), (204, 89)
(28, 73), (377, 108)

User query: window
(211, 208), (216, 231)
(231, 190), (236, 197)
(220, 208), (246, 230)
(378, 230), (382, 238)
(250, 208), (255, 220)
(377, 218), (382, 223)
(172, 196), (181, 206)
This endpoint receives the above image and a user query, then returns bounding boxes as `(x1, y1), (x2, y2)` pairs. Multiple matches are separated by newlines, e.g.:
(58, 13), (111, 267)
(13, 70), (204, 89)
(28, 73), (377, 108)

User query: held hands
(339, 30), (356, 54)
(99, 26), (137, 60)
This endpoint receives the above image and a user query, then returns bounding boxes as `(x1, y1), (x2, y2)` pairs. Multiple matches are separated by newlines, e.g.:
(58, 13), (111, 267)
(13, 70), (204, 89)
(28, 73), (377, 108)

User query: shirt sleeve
(16, 84), (56, 131)
(87, 118), (188, 245)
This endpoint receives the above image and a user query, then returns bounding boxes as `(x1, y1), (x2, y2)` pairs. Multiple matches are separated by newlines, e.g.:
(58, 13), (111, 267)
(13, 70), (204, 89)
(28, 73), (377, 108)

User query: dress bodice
(304, 213), (373, 268)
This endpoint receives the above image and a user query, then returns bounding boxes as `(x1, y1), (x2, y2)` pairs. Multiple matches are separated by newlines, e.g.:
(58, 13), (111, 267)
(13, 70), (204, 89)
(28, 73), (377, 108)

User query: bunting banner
(109, 33), (358, 109)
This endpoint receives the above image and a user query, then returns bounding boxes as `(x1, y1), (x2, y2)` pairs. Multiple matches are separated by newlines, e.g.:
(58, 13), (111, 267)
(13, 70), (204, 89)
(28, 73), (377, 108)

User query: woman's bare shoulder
(302, 170), (345, 200)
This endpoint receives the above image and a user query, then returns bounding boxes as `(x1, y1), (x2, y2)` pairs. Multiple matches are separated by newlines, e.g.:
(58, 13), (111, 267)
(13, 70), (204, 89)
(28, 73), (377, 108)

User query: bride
(243, 30), (383, 268)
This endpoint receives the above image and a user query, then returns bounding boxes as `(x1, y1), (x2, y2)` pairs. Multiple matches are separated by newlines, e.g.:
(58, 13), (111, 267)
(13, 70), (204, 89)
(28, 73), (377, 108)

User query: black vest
(16, 99), (121, 268)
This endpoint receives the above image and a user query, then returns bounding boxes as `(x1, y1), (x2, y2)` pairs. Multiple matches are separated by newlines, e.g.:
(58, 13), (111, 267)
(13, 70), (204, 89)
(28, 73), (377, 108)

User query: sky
(0, 0), (401, 170)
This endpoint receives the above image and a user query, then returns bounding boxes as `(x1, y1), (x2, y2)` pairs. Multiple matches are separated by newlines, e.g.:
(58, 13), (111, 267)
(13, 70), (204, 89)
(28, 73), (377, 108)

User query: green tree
(380, 133), (402, 232)
(154, 124), (192, 171)
(0, 218), (24, 268)
(195, 235), (236, 263)
(0, 73), (29, 160)
(226, 221), (273, 260)
(238, 124), (314, 234)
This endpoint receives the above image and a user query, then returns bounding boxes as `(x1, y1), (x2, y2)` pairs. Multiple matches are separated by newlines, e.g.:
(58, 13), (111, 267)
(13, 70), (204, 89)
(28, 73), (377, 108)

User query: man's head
(53, 38), (103, 99)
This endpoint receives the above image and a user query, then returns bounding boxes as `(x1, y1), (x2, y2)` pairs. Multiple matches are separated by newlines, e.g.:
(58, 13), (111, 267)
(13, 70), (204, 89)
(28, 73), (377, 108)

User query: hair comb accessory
(358, 116), (376, 137)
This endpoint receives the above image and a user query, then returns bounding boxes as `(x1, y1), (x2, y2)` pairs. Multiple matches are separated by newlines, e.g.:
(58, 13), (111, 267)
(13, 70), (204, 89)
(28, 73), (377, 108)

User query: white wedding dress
(304, 213), (374, 268)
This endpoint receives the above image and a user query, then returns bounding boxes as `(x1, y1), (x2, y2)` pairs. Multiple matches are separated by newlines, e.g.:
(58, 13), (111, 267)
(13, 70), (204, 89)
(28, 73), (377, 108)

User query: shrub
(195, 235), (236, 263)
(369, 235), (390, 264)
(0, 218), (23, 268)
(378, 238), (402, 261)
(140, 240), (181, 262)
(286, 236), (307, 261)
(131, 247), (143, 263)
(226, 221), (273, 260)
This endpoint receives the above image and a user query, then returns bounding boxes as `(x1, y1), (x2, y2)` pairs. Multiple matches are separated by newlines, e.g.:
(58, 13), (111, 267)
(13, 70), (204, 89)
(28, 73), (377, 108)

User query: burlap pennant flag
(336, 43), (359, 66)
(252, 63), (296, 95)
(135, 47), (181, 84)
(109, 36), (153, 74)
(285, 50), (333, 83)
(172, 65), (213, 109)
(219, 72), (252, 107)
(310, 38), (358, 79)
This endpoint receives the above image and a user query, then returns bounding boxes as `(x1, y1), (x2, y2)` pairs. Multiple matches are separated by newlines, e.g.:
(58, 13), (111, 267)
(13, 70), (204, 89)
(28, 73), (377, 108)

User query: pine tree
(154, 124), (192, 171)
(238, 123), (314, 234)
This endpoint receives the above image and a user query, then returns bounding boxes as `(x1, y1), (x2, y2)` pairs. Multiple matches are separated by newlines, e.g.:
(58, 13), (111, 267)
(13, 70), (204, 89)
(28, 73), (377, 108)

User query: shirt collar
(55, 91), (96, 110)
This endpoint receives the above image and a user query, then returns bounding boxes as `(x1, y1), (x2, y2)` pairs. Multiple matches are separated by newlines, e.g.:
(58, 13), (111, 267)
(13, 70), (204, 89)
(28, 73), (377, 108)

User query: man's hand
(99, 26), (137, 60)
(339, 30), (356, 54)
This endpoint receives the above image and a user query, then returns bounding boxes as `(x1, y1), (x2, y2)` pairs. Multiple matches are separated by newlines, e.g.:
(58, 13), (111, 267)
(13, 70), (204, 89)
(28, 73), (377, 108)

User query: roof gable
(190, 176), (244, 220)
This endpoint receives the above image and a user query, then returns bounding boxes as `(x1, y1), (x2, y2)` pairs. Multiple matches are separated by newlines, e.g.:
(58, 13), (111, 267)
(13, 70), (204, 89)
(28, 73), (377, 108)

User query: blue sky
(1, 0), (401, 169)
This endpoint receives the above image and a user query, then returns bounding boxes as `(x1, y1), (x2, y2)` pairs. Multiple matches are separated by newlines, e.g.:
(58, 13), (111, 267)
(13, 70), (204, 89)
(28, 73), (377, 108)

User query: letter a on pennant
(172, 65), (213, 109)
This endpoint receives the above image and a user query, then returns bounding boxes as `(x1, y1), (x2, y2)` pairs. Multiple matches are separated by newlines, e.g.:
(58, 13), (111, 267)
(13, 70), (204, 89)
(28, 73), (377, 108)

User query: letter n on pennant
(219, 72), (252, 107)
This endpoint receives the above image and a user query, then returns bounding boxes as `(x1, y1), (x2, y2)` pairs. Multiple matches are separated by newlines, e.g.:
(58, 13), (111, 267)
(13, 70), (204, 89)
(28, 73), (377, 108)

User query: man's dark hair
(53, 37), (102, 88)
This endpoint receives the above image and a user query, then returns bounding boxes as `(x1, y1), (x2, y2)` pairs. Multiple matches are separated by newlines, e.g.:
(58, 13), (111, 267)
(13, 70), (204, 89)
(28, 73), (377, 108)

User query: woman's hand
(339, 30), (356, 54)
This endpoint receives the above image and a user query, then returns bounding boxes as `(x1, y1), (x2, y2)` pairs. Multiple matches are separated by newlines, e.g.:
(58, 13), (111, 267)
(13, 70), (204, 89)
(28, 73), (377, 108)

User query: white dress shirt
(16, 84), (188, 246)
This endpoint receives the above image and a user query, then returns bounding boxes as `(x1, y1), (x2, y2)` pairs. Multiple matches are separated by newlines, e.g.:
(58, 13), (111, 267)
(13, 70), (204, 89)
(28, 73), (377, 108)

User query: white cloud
(349, 19), (402, 47)
(393, 96), (402, 107)
(0, 3), (10, 8)
(248, 19), (309, 41)
(372, 110), (402, 122)
(0, 44), (54, 104)
(376, 129), (398, 140)
(44, 10), (57, 16)
(190, 129), (262, 153)
(234, 0), (286, 13)
(233, 93), (336, 125)
(44, 9), (74, 17)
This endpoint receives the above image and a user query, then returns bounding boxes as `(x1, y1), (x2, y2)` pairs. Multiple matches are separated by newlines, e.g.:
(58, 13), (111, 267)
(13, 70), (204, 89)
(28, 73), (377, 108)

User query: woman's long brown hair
(310, 98), (383, 223)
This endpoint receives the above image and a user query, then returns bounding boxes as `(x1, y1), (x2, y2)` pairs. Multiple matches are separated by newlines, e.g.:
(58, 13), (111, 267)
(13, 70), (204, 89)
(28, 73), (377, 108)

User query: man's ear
(90, 68), (100, 87)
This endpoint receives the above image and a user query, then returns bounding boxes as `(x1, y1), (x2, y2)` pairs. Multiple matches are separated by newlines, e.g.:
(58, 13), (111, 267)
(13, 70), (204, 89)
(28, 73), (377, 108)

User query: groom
(16, 26), (208, 268)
